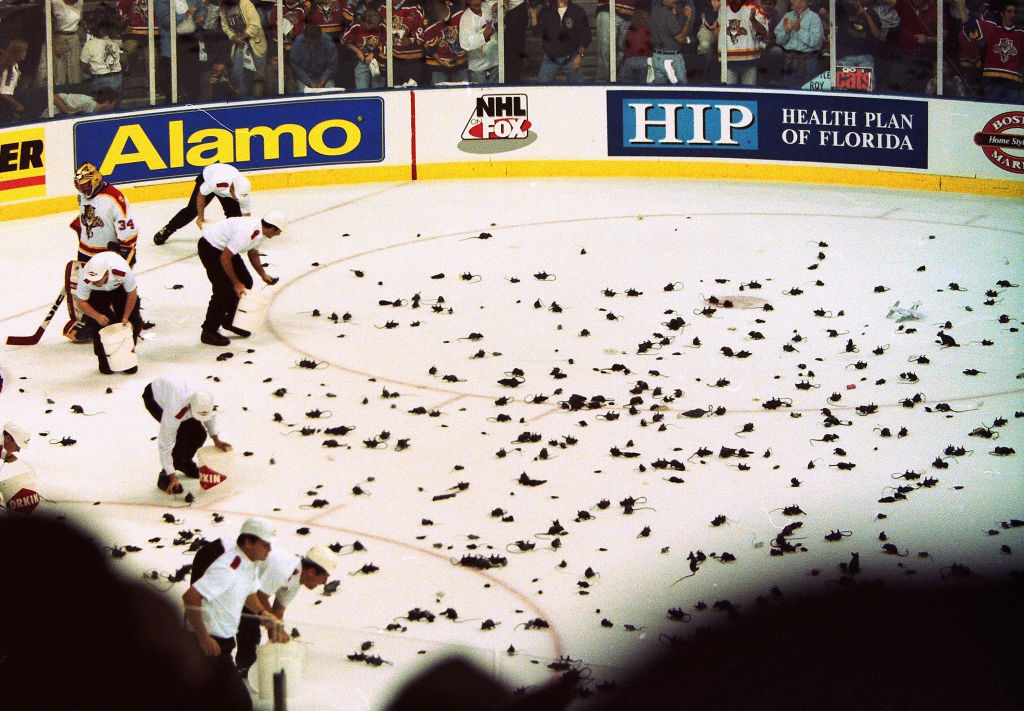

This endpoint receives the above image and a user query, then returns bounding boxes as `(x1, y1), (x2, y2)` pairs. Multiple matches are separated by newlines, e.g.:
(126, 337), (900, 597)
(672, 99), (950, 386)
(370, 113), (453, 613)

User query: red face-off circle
(975, 111), (1024, 174)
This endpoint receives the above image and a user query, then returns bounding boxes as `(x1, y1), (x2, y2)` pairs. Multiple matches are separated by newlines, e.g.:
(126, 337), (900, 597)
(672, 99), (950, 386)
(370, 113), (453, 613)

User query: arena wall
(1, 86), (1022, 221)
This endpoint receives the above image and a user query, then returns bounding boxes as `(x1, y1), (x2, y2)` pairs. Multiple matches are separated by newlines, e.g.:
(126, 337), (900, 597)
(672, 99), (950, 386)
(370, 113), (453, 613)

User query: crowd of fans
(0, 0), (1020, 124)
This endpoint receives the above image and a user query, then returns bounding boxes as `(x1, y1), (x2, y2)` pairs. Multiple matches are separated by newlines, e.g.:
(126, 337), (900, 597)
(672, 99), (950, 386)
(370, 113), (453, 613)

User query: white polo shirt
(200, 163), (253, 214)
(192, 540), (260, 638)
(258, 547), (303, 608)
(149, 376), (220, 475)
(74, 253), (137, 300)
(201, 216), (267, 256)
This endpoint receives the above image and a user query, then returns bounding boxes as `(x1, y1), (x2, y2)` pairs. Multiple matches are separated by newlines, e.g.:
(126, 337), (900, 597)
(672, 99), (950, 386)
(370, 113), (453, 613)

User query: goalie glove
(107, 241), (132, 259)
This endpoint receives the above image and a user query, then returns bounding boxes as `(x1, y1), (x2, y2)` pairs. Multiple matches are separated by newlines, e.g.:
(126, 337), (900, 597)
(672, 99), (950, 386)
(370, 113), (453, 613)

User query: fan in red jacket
(962, 1), (1023, 101)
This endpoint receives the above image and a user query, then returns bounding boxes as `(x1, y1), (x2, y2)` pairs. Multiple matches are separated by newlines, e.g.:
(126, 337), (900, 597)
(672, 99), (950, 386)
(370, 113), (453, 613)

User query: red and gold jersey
(118, 0), (157, 34)
(969, 17), (1024, 82)
(307, 0), (353, 38)
(270, 0), (310, 42)
(378, 5), (425, 60)
(422, 9), (467, 67)
(343, 22), (389, 60)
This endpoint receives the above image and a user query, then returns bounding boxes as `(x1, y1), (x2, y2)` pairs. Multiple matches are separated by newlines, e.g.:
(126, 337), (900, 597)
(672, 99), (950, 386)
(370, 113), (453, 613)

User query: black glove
(107, 241), (131, 259)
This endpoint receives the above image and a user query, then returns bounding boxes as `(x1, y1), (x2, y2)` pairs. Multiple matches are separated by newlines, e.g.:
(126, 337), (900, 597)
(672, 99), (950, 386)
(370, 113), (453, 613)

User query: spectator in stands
(252, 0), (278, 25)
(529, 0), (592, 83)
(596, 0), (638, 81)
(380, 0), (426, 85)
(202, 55), (244, 97)
(306, 0), (352, 42)
(50, 0), (84, 87)
(46, 87), (119, 116)
(0, 39), (29, 124)
(423, 0), (469, 84)
(774, 0), (823, 87)
(118, 0), (157, 80)
(962, 0), (1023, 101)
(220, 0), (267, 94)
(503, 0), (531, 83)
(80, 17), (125, 96)
(650, 0), (694, 84)
(830, 0), (882, 87)
(758, 0), (785, 85)
(269, 0), (309, 49)
(460, 0), (500, 83)
(714, 0), (768, 84)
(620, 6), (653, 83)
(200, 0), (232, 64)
(289, 23), (339, 90)
(344, 7), (387, 88)
(881, 0), (937, 92)
(697, 0), (722, 76)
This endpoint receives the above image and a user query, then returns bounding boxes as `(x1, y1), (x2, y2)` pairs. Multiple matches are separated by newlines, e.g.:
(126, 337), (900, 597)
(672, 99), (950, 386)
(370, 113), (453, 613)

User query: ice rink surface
(1, 177), (1023, 708)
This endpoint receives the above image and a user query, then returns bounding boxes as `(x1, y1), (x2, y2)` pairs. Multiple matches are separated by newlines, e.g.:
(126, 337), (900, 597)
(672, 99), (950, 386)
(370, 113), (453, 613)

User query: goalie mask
(74, 162), (105, 197)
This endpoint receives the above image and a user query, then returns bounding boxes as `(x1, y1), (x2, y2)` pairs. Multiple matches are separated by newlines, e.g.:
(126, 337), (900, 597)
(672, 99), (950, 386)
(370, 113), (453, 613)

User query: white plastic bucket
(99, 323), (138, 371)
(0, 470), (40, 513)
(196, 446), (233, 491)
(233, 290), (270, 333)
(250, 641), (307, 699)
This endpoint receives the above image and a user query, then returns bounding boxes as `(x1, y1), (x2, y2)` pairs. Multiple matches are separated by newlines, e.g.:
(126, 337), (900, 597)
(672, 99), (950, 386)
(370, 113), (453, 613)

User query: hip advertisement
(607, 90), (928, 169)
(72, 97), (385, 185)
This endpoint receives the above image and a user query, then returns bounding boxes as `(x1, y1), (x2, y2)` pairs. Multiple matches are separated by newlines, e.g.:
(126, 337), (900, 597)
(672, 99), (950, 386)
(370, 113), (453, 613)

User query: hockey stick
(6, 292), (66, 346)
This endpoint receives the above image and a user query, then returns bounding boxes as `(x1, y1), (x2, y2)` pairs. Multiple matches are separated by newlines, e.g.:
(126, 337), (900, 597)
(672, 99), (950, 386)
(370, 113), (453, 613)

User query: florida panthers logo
(315, 0), (340, 16)
(362, 35), (380, 53)
(82, 205), (104, 240)
(727, 19), (748, 44)
(441, 25), (459, 47)
(994, 37), (1018, 64)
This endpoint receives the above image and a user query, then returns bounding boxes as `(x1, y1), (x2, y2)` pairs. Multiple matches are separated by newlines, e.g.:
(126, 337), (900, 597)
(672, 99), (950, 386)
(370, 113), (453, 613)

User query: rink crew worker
(142, 376), (232, 494)
(154, 162), (253, 245)
(1, 421), (29, 464)
(67, 162), (140, 341)
(235, 544), (338, 674)
(73, 252), (144, 375)
(197, 210), (284, 347)
(182, 518), (280, 704)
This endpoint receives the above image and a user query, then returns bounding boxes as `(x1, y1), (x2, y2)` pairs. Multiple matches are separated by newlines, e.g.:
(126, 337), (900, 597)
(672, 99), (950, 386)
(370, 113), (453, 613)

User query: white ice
(1, 177), (1023, 709)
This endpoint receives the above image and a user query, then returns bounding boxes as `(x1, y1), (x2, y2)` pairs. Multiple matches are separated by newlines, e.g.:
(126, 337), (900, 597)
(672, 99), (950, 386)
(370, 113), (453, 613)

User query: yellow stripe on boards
(3, 160), (1021, 222)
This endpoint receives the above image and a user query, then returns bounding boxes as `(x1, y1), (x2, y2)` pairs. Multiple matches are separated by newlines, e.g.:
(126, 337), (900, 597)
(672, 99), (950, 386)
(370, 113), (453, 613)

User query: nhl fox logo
(199, 465), (226, 490)
(462, 94), (532, 141)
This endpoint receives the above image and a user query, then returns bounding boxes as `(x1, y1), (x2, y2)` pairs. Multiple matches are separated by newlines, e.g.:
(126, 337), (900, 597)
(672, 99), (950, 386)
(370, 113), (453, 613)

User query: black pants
(504, 2), (529, 84)
(393, 58), (425, 86)
(191, 635), (253, 711)
(163, 174), (242, 237)
(157, 35), (203, 102)
(235, 607), (262, 673)
(198, 237), (253, 333)
(83, 288), (143, 373)
(142, 384), (208, 477)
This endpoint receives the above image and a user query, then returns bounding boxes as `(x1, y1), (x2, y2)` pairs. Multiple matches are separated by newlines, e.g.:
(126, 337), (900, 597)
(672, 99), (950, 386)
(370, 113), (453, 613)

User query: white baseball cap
(304, 545), (338, 574)
(240, 517), (275, 543)
(262, 209), (286, 232)
(3, 421), (29, 450)
(188, 391), (215, 421)
(83, 260), (109, 283)
(233, 175), (251, 198)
